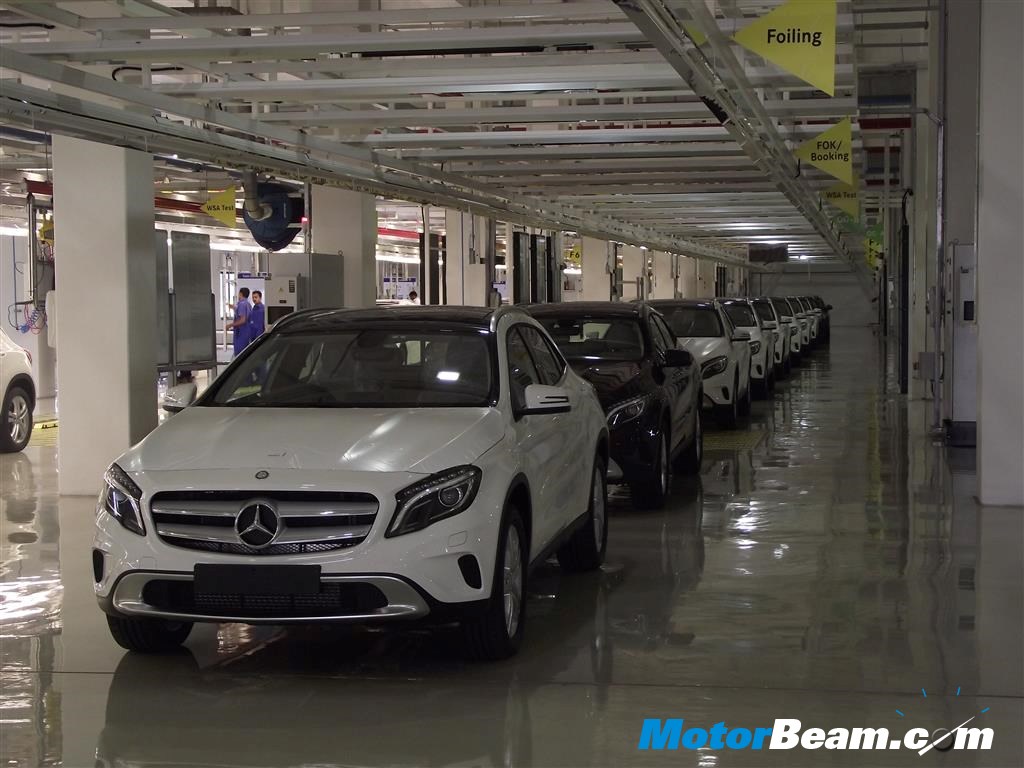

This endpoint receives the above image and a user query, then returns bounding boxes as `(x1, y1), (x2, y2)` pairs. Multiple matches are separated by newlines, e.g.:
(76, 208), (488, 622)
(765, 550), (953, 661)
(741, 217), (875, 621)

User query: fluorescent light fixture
(436, 371), (460, 382)
(564, 267), (582, 275)
(376, 254), (420, 264)
(0, 226), (28, 237)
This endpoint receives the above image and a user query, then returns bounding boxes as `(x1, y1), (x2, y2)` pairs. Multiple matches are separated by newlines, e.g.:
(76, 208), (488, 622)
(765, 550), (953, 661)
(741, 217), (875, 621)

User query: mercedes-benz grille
(149, 490), (379, 555)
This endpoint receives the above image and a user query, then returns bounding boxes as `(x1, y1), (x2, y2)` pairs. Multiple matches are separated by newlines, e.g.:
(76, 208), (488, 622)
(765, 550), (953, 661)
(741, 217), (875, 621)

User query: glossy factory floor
(2, 328), (1022, 768)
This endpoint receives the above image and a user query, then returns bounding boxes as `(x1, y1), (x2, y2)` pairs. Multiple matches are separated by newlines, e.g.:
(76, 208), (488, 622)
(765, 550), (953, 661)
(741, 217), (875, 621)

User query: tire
(738, 377), (752, 418)
(631, 427), (670, 510)
(767, 369), (776, 394)
(106, 614), (193, 653)
(1, 385), (33, 453)
(557, 456), (608, 572)
(463, 506), (527, 661)
(674, 407), (703, 475)
(716, 374), (740, 429)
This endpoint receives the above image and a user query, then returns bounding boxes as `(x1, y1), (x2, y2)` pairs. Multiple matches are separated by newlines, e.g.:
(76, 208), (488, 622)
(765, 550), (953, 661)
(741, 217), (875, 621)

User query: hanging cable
(111, 65), (184, 82)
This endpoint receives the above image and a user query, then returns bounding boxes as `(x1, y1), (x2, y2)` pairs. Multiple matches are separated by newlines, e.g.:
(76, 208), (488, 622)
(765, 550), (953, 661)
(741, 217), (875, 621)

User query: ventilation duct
(241, 177), (304, 252)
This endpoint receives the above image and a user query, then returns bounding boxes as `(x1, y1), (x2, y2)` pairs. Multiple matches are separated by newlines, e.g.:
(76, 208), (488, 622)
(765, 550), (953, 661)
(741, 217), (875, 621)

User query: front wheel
(106, 615), (193, 653)
(557, 456), (608, 572)
(463, 507), (527, 661)
(1, 386), (33, 453)
(739, 376), (752, 417)
(631, 430), (669, 510)
(716, 374), (740, 429)
(674, 407), (703, 475)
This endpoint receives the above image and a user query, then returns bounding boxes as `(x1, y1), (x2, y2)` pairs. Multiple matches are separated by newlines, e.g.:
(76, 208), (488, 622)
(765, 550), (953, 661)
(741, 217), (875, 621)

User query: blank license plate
(193, 564), (321, 596)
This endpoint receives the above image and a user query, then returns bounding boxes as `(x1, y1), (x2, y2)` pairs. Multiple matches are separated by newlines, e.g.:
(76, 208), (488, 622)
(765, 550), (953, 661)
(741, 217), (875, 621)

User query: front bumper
(607, 412), (660, 485)
(702, 368), (734, 407)
(100, 570), (433, 624)
(94, 466), (506, 623)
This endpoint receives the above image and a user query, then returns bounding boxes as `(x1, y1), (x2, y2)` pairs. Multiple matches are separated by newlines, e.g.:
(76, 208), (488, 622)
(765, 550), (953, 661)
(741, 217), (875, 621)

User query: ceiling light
(0, 226), (28, 237)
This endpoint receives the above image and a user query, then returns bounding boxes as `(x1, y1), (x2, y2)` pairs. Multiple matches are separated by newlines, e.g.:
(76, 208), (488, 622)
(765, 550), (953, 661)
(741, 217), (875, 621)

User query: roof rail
(268, 307), (341, 332)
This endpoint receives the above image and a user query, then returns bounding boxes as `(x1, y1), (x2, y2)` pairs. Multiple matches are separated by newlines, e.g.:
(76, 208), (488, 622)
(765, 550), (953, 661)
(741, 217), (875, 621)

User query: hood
(678, 336), (730, 363)
(568, 359), (647, 409)
(120, 406), (505, 475)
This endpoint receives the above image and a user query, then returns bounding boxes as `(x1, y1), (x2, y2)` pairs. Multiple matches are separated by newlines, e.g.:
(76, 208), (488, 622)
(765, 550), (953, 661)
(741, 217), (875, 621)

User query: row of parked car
(93, 296), (829, 660)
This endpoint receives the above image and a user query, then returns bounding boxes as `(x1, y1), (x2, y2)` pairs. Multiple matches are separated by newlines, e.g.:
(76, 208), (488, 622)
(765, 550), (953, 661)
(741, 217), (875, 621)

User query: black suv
(526, 302), (702, 509)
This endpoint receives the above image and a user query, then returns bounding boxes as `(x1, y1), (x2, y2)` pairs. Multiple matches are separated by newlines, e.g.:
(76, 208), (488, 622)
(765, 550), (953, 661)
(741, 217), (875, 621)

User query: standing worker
(227, 287), (252, 358)
(249, 290), (266, 339)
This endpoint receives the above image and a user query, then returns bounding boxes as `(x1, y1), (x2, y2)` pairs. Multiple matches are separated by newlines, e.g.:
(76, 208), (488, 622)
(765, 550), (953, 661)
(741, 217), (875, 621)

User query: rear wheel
(463, 507), (527, 661)
(1, 386), (32, 453)
(674, 407), (703, 475)
(631, 429), (669, 509)
(106, 615), (193, 653)
(557, 456), (608, 572)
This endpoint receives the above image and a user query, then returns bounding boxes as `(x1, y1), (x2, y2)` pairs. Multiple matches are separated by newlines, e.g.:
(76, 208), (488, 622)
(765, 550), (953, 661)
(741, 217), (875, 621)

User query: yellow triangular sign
(795, 118), (853, 185)
(682, 23), (707, 47)
(823, 178), (859, 219)
(733, 0), (837, 96)
(202, 187), (238, 227)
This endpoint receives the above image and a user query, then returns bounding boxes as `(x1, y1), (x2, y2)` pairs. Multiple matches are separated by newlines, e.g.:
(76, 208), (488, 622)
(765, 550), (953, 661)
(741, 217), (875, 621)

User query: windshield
(537, 317), (645, 362)
(753, 300), (776, 323)
(723, 303), (757, 328)
(661, 307), (723, 338)
(205, 329), (495, 408)
(772, 298), (796, 317)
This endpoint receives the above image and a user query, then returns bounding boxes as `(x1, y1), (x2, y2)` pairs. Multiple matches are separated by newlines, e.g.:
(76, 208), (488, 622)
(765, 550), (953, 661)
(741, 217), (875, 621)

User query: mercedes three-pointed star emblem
(235, 501), (280, 549)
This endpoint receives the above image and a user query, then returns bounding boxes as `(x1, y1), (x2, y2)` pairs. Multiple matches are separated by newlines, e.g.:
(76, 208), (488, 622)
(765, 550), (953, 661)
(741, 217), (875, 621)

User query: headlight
(750, 341), (762, 355)
(387, 465), (482, 537)
(701, 355), (728, 379)
(101, 463), (146, 536)
(607, 395), (648, 428)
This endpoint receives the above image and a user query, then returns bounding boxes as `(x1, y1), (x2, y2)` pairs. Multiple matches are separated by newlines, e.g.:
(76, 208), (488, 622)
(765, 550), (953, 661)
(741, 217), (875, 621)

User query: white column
(443, 209), (489, 306)
(311, 186), (377, 308)
(977, 0), (1024, 506)
(581, 236), (610, 301)
(52, 137), (156, 495)
(649, 251), (674, 299)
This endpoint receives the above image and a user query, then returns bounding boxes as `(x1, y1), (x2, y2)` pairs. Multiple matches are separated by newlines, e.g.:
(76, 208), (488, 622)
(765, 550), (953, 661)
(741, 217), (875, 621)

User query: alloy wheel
(503, 526), (523, 638)
(8, 394), (29, 445)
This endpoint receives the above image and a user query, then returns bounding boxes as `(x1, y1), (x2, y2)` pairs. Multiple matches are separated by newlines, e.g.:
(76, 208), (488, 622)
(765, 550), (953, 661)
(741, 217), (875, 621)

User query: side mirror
(662, 348), (694, 368)
(763, 320), (778, 330)
(163, 382), (197, 413)
(826, 304), (833, 311)
(731, 330), (751, 343)
(517, 384), (571, 417)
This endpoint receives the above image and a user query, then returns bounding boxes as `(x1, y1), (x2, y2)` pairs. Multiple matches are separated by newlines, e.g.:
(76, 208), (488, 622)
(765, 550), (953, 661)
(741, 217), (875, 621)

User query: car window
(206, 329), (494, 408)
(651, 314), (676, 351)
(753, 300), (776, 323)
(723, 303), (757, 328)
(537, 317), (645, 362)
(660, 307), (723, 338)
(519, 325), (564, 386)
(506, 328), (540, 408)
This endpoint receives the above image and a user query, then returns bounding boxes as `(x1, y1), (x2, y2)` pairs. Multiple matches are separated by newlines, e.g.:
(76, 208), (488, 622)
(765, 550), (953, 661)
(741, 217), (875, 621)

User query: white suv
(1, 328), (35, 453)
(94, 306), (609, 660)
(721, 299), (775, 397)
(650, 299), (752, 429)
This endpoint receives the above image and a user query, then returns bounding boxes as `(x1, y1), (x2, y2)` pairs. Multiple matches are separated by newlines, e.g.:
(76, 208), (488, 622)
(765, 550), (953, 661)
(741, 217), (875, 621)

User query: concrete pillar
(311, 186), (377, 308)
(976, 0), (1024, 506)
(909, 13), (941, 400)
(620, 245), (644, 300)
(941, 0), (981, 441)
(443, 209), (488, 306)
(649, 251), (673, 299)
(52, 136), (156, 495)
(581, 236), (610, 301)
(679, 256), (698, 297)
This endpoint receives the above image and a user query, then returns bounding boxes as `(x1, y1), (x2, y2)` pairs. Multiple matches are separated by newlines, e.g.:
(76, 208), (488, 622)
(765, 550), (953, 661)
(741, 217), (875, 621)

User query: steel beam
(256, 99), (859, 128)
(13, 24), (646, 62)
